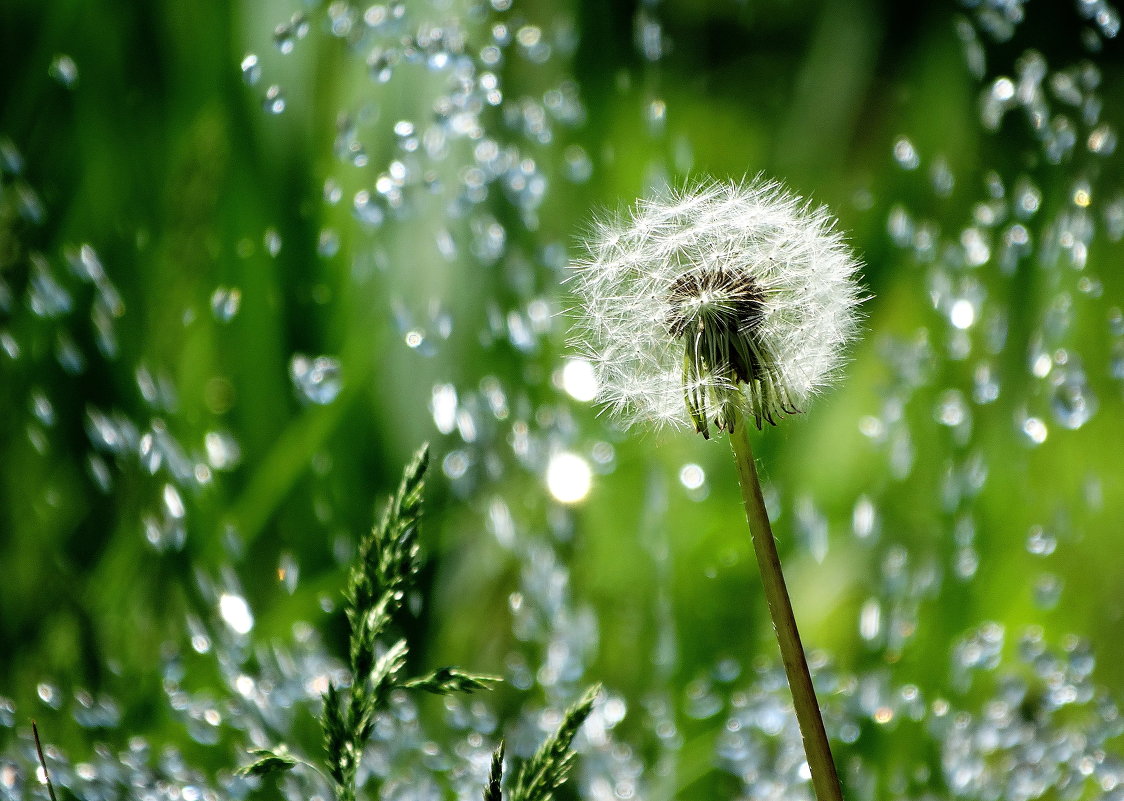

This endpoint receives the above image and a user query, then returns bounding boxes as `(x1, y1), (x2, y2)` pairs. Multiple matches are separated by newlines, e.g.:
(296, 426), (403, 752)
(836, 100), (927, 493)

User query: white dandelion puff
(569, 177), (865, 436)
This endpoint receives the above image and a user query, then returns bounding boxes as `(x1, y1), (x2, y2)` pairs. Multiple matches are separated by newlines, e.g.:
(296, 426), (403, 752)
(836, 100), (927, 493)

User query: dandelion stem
(728, 410), (843, 801)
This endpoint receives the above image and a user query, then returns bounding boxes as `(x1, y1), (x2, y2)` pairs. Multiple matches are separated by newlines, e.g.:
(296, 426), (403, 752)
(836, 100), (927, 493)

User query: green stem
(728, 409), (844, 801)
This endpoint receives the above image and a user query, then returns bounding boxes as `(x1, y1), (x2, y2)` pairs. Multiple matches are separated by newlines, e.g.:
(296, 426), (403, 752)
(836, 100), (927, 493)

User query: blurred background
(1, 0), (1123, 799)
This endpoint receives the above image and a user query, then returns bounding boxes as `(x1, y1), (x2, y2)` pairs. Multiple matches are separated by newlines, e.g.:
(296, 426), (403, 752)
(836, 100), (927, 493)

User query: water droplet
(204, 431), (241, 470)
(1087, 122), (1117, 154)
(48, 54), (79, 88)
(1026, 525), (1057, 555)
(645, 98), (667, 135)
(953, 622), (1004, 673)
(87, 453), (112, 492)
(1021, 415), (1048, 444)
(443, 449), (469, 480)
(892, 136), (920, 170)
(0, 137), (24, 175)
(0, 330), (18, 360)
(1033, 573), (1063, 609)
(859, 598), (882, 641)
(950, 299), (977, 329)
(327, 3), (355, 37)
(546, 452), (592, 504)
(263, 85), (286, 114)
(1013, 177), (1041, 217)
(960, 227), (991, 266)
(218, 593), (253, 635)
(353, 190), (383, 227)
(559, 359), (597, 402)
(973, 361), (1000, 403)
(15, 182), (45, 223)
(430, 383), (458, 434)
(274, 25), (296, 54)
(37, 682), (61, 709)
(240, 53), (261, 86)
(290, 354), (342, 405)
(886, 204), (913, 247)
(317, 228), (340, 257)
(27, 254), (72, 318)
(563, 144), (592, 182)
(29, 388), (55, 427)
(277, 552), (300, 594)
(404, 329), (425, 349)
(263, 227), (282, 256)
(935, 390), (969, 428)
(679, 463), (705, 490)
(209, 286), (241, 322)
(55, 331), (85, 374)
(954, 546), (979, 579)
(1051, 365), (1097, 429)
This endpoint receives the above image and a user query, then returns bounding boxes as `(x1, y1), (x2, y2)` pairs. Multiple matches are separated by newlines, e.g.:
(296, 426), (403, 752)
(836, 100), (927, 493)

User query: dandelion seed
(569, 177), (863, 436)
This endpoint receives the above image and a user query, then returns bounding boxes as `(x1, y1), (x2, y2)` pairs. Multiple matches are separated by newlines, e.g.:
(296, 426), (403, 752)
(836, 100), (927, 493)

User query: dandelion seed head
(569, 177), (864, 434)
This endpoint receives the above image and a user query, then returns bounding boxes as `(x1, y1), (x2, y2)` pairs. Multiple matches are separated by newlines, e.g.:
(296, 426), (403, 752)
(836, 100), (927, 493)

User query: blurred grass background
(1, 0), (1123, 797)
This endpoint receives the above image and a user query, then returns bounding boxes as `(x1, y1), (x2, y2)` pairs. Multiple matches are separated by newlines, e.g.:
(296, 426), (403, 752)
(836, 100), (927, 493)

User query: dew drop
(1021, 415), (1048, 444)
(218, 593), (253, 635)
(678, 463), (705, 490)
(37, 682), (61, 709)
(1026, 525), (1057, 555)
(430, 383), (458, 434)
(353, 190), (384, 227)
(563, 144), (592, 182)
(277, 552), (299, 594)
(263, 85), (286, 114)
(443, 450), (469, 480)
(48, 54), (79, 88)
(240, 53), (261, 86)
(859, 598), (882, 641)
(56, 331), (86, 374)
(0, 137), (24, 175)
(162, 484), (185, 519)
(317, 228), (340, 257)
(274, 24), (297, 54)
(29, 388), (55, 427)
(560, 358), (597, 402)
(935, 390), (969, 427)
(892, 136), (920, 170)
(1051, 366), (1097, 429)
(209, 286), (241, 322)
(263, 227), (282, 256)
(1013, 177), (1041, 217)
(1033, 573), (1063, 609)
(204, 431), (241, 470)
(1087, 122), (1117, 154)
(290, 354), (342, 405)
(0, 330), (18, 360)
(546, 452), (592, 504)
(950, 299), (976, 330)
(87, 453), (112, 492)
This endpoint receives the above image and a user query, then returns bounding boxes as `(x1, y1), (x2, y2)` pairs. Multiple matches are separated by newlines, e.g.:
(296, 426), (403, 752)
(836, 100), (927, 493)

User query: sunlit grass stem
(32, 721), (58, 801)
(729, 409), (843, 801)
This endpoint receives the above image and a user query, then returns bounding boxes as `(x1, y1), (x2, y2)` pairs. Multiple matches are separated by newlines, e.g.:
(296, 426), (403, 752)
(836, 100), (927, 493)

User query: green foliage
(484, 742), (505, 801)
(402, 666), (502, 695)
(242, 444), (505, 801)
(235, 444), (599, 801)
(238, 746), (298, 778)
(510, 685), (600, 801)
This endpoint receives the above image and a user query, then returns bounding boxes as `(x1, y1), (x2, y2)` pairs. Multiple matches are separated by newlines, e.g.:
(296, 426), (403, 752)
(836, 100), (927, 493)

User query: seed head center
(667, 268), (767, 384)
